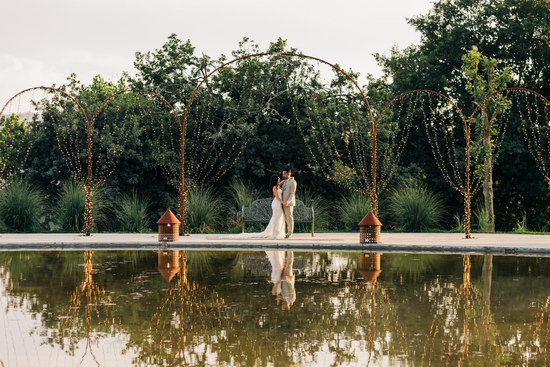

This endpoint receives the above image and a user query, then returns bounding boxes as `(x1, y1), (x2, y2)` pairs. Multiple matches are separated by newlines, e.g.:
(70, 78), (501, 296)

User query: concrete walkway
(0, 232), (548, 256)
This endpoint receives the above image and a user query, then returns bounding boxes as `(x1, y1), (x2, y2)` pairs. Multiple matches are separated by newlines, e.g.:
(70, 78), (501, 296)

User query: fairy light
(514, 89), (549, 185)
(375, 92), (419, 195)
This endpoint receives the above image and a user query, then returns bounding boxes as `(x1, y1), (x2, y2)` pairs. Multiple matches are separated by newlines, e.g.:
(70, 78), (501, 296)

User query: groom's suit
(281, 177), (297, 237)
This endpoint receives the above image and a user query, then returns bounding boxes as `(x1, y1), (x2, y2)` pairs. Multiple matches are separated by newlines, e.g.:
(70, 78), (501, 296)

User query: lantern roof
(157, 208), (181, 224)
(157, 267), (180, 282)
(358, 211), (382, 226)
(359, 269), (382, 282)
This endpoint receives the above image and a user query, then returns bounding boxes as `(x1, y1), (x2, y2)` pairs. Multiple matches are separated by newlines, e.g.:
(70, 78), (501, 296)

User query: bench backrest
(242, 198), (313, 223)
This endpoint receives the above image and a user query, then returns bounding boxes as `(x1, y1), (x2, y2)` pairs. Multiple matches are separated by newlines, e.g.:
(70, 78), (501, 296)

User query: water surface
(0, 251), (549, 366)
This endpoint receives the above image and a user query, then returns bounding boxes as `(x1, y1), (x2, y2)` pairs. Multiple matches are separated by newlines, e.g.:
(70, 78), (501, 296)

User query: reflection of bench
(242, 198), (315, 237)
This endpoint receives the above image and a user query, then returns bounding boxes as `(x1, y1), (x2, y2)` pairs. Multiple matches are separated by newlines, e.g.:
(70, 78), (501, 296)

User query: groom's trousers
(282, 205), (294, 236)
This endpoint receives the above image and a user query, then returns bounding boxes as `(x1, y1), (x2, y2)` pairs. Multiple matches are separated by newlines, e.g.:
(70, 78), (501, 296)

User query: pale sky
(0, 0), (434, 105)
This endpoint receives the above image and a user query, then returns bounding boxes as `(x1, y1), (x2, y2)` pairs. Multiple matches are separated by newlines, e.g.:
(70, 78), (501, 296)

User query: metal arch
(468, 87), (550, 120)
(0, 86), (96, 235)
(180, 52), (375, 225)
(90, 89), (182, 128)
(468, 87), (550, 186)
(377, 89), (468, 129)
(0, 86), (89, 125)
(0, 87), (90, 182)
(375, 89), (475, 238)
(84, 89), (183, 235)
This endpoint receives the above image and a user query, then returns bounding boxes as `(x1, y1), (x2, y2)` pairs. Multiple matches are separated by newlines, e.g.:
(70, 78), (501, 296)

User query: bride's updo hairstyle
(268, 175), (279, 197)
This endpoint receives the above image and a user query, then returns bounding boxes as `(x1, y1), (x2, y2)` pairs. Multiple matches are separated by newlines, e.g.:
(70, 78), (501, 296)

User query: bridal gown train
(241, 188), (286, 239)
(214, 188), (286, 240)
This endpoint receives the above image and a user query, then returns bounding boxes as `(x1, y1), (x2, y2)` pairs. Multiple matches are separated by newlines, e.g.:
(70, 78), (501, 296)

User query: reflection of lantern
(157, 251), (181, 282)
(157, 209), (181, 242)
(359, 211), (382, 243)
(358, 253), (382, 283)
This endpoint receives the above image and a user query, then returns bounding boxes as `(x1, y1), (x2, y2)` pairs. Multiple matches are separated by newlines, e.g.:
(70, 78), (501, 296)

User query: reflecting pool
(0, 251), (549, 366)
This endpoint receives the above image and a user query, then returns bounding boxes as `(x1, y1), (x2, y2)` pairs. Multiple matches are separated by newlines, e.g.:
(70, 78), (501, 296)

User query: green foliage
(297, 186), (330, 230)
(119, 191), (150, 232)
(389, 184), (444, 232)
(185, 187), (221, 233)
(57, 182), (109, 232)
(474, 204), (489, 232)
(0, 179), (44, 232)
(462, 46), (512, 178)
(462, 45), (512, 102)
(337, 192), (371, 230)
(227, 178), (262, 211)
(514, 212), (528, 233)
(452, 213), (465, 232)
(225, 178), (262, 230)
(0, 115), (30, 177)
(373, 0), (550, 230)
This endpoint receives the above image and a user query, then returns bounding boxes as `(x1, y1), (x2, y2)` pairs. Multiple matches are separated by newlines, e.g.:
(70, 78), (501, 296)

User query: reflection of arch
(182, 52), (375, 228)
(64, 251), (115, 367)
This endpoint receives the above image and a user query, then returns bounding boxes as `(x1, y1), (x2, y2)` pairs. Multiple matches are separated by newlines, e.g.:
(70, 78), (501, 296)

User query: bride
(256, 175), (287, 239)
(213, 175), (286, 240)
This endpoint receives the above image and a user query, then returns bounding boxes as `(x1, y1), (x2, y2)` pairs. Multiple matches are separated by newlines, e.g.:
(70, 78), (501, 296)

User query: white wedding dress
(213, 188), (286, 240)
(252, 188), (286, 239)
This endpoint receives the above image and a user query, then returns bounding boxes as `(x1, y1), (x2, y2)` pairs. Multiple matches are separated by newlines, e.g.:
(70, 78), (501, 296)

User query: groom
(281, 168), (297, 239)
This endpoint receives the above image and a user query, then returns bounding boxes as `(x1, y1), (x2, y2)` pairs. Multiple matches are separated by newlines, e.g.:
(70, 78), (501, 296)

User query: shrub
(389, 183), (444, 231)
(337, 191), (371, 231)
(185, 187), (221, 233)
(474, 204), (488, 232)
(119, 191), (150, 232)
(0, 179), (44, 232)
(227, 178), (261, 210)
(57, 181), (109, 232)
(226, 178), (261, 229)
(297, 186), (330, 231)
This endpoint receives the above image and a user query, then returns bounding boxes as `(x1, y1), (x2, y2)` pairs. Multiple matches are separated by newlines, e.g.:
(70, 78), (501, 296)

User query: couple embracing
(230, 168), (297, 240)
(265, 168), (297, 240)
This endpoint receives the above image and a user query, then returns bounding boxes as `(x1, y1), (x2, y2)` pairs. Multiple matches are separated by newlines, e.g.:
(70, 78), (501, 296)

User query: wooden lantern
(359, 211), (382, 244)
(157, 208), (181, 242)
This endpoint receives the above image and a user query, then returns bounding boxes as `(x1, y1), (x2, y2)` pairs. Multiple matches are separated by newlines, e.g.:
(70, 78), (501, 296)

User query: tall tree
(462, 46), (512, 231)
(373, 0), (550, 229)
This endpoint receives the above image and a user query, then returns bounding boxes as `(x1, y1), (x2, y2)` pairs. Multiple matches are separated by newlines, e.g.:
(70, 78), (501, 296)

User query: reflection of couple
(266, 250), (296, 310)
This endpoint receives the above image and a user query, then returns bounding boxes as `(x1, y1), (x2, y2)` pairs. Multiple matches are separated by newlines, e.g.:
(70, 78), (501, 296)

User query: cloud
(0, 52), (131, 107)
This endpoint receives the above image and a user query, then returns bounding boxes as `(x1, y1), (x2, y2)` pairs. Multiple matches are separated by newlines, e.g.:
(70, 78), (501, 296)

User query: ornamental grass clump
(298, 186), (330, 230)
(474, 205), (489, 232)
(337, 191), (371, 231)
(389, 183), (444, 232)
(185, 187), (221, 233)
(0, 179), (44, 232)
(226, 178), (261, 229)
(119, 191), (150, 232)
(57, 181), (109, 232)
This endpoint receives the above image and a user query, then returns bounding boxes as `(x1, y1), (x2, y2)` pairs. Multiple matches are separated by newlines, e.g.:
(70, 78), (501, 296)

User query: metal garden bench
(241, 198), (315, 236)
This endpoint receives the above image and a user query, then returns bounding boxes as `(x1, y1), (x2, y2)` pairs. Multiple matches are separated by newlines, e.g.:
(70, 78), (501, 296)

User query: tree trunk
(482, 107), (496, 232)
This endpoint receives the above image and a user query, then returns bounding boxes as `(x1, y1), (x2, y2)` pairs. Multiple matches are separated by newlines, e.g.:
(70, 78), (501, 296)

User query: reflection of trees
(355, 252), (406, 366)
(421, 255), (504, 366)
(132, 251), (233, 366)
